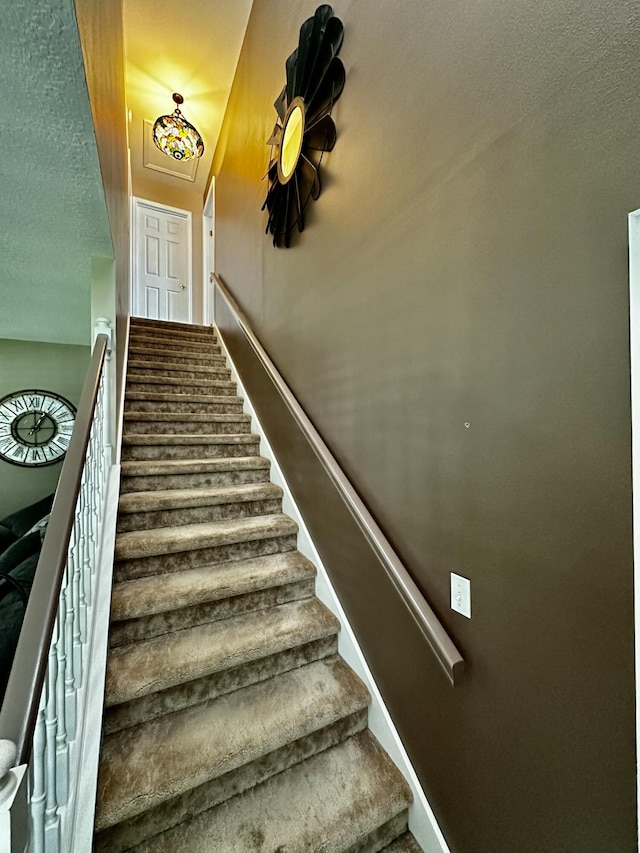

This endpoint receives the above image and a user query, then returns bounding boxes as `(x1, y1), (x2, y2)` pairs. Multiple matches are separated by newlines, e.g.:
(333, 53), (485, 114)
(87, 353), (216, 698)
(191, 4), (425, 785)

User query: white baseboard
(216, 328), (450, 853)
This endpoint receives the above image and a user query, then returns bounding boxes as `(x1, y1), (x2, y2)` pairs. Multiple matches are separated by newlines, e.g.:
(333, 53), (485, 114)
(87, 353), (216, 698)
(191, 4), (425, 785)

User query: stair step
(128, 346), (223, 366)
(95, 657), (370, 832)
(130, 318), (211, 334)
(125, 396), (242, 416)
(111, 551), (316, 622)
(117, 483), (283, 531)
(115, 513), (295, 561)
(123, 412), (252, 435)
(126, 387), (237, 401)
(103, 639), (338, 740)
(105, 596), (339, 707)
(127, 360), (228, 377)
(129, 335), (217, 353)
(120, 433), (260, 461)
(97, 687), (361, 852)
(114, 513), (297, 581)
(126, 375), (233, 395)
(117, 731), (412, 853)
(120, 456), (270, 492)
(109, 550), (317, 647)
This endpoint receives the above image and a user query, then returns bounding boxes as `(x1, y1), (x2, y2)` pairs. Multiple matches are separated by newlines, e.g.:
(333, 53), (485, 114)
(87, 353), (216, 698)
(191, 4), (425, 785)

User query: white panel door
(134, 201), (191, 322)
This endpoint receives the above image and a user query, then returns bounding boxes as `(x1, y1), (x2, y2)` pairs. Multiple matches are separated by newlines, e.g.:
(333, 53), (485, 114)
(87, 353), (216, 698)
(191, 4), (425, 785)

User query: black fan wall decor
(263, 4), (346, 248)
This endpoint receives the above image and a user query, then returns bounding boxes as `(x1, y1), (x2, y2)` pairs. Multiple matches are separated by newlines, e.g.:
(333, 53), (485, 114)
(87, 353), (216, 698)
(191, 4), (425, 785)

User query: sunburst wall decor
(263, 4), (346, 248)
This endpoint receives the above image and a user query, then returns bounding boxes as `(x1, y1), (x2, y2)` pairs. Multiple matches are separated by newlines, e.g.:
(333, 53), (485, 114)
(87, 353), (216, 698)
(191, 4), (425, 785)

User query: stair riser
(116, 497), (283, 532)
(128, 361), (228, 376)
(129, 337), (217, 353)
(126, 380), (234, 395)
(114, 533), (298, 582)
(346, 813), (410, 853)
(128, 348), (224, 366)
(125, 399), (242, 414)
(130, 319), (211, 334)
(128, 366), (231, 381)
(124, 419), (251, 435)
(120, 441), (260, 461)
(130, 331), (217, 345)
(95, 707), (365, 852)
(109, 579), (315, 648)
(120, 467), (270, 493)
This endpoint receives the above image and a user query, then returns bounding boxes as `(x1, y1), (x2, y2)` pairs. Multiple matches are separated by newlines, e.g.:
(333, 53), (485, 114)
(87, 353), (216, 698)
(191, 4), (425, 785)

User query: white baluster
(44, 646), (60, 852)
(79, 471), (91, 614)
(71, 503), (83, 687)
(54, 611), (68, 807)
(30, 698), (46, 853)
(63, 560), (76, 741)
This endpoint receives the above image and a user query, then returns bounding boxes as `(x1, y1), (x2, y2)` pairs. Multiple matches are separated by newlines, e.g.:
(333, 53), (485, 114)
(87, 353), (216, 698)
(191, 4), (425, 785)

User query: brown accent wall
(214, 1), (638, 851)
(74, 0), (129, 409)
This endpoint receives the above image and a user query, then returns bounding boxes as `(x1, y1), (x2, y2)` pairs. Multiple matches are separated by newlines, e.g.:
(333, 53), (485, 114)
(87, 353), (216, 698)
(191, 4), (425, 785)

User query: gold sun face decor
(263, 4), (345, 248)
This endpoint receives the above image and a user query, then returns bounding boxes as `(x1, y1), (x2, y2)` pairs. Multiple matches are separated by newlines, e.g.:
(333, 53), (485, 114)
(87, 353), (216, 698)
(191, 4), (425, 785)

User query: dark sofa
(0, 494), (54, 701)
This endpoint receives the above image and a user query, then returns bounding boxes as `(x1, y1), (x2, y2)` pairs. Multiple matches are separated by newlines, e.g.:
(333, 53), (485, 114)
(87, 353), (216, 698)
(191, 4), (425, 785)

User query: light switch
(451, 573), (471, 618)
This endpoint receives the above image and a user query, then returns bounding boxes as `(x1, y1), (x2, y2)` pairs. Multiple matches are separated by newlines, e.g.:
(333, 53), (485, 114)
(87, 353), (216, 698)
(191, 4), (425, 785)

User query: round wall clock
(263, 4), (346, 247)
(0, 389), (76, 468)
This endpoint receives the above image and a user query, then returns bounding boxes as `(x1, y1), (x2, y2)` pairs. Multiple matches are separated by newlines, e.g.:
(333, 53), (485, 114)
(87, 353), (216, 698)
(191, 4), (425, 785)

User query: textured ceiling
(0, 0), (113, 346)
(124, 0), (253, 197)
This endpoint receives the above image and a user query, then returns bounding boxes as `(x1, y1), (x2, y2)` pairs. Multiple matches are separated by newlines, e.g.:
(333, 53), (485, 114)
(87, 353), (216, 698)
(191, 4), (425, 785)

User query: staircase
(94, 317), (423, 852)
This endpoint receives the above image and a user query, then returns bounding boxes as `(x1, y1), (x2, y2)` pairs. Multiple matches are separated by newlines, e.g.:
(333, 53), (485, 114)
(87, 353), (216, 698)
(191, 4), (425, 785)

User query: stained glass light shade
(263, 4), (345, 248)
(153, 93), (204, 162)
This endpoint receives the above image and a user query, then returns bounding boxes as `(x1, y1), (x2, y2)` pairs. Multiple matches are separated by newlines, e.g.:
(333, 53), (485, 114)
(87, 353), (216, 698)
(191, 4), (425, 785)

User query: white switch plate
(451, 573), (471, 618)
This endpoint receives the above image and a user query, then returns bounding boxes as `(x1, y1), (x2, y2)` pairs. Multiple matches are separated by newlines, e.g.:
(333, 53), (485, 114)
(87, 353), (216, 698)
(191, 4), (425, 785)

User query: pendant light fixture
(152, 93), (204, 162)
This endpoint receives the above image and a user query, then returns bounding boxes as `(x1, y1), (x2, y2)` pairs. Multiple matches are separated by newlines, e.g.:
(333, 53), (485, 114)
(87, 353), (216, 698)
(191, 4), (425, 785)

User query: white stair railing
(0, 320), (117, 852)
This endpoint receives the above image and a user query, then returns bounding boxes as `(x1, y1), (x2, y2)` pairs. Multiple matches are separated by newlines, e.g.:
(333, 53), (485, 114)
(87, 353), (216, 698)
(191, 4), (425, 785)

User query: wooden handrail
(0, 335), (108, 762)
(214, 275), (465, 685)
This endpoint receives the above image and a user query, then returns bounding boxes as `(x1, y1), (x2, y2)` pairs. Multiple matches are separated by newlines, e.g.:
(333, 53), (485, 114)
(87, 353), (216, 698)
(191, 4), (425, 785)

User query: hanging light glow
(152, 93), (204, 162)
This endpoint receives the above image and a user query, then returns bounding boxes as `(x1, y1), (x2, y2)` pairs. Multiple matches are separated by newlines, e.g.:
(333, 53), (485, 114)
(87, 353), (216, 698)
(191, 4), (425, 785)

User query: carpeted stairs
(94, 317), (424, 852)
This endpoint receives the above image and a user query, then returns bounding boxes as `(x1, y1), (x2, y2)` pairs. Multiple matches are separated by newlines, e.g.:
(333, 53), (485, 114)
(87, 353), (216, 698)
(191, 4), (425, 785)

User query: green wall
(214, 1), (638, 850)
(0, 339), (90, 520)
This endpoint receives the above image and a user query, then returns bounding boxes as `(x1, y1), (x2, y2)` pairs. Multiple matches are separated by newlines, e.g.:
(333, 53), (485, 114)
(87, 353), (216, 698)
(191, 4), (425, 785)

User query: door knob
(180, 284), (186, 290)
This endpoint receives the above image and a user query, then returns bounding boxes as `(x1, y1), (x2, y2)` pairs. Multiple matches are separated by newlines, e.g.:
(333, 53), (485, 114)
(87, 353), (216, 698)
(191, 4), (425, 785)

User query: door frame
(131, 196), (193, 323)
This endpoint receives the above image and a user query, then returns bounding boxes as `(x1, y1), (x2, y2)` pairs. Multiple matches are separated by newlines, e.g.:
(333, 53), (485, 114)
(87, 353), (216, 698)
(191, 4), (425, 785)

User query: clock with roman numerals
(0, 389), (76, 468)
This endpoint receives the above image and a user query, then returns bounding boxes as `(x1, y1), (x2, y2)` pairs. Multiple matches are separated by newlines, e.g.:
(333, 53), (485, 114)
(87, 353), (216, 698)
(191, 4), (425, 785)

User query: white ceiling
(124, 0), (254, 197)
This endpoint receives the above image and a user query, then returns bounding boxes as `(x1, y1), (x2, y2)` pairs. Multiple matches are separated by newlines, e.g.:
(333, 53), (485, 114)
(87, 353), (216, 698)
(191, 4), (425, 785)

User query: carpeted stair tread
(127, 360), (228, 375)
(123, 411), (250, 425)
(119, 483), (281, 514)
(111, 551), (316, 621)
(96, 657), (370, 831)
(380, 833), (424, 852)
(130, 318), (211, 333)
(128, 344), (221, 361)
(126, 389), (237, 403)
(115, 513), (296, 560)
(121, 456), (268, 478)
(116, 483), (283, 531)
(121, 433), (258, 447)
(105, 597), (339, 706)
(128, 731), (412, 853)
(129, 337), (217, 352)
(126, 375), (232, 390)
(120, 434), (260, 462)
